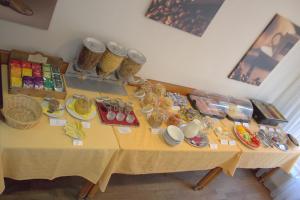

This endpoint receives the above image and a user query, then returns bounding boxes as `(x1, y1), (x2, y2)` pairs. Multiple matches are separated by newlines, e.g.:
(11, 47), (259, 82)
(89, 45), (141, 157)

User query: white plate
(166, 125), (184, 142)
(65, 97), (96, 121)
(41, 100), (64, 118)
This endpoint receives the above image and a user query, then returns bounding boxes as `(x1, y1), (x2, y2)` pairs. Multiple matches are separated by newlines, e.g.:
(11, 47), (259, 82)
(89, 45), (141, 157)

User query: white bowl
(163, 131), (179, 146)
(166, 125), (184, 142)
(164, 131), (180, 144)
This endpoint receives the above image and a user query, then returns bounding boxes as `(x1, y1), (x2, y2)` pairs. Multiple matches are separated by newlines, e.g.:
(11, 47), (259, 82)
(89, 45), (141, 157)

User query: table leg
(257, 167), (279, 183)
(193, 167), (222, 191)
(78, 181), (94, 200)
(87, 182), (100, 199)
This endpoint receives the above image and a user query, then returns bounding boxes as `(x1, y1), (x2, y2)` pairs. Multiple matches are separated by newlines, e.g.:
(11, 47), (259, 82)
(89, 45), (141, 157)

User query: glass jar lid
(106, 41), (127, 57)
(83, 37), (106, 53)
(127, 49), (146, 65)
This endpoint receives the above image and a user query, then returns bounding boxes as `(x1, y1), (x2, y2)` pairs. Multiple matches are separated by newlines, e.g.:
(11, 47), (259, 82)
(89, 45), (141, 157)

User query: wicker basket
(2, 95), (42, 129)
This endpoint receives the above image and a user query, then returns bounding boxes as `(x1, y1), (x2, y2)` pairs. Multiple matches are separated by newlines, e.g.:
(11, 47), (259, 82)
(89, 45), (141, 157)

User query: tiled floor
(0, 169), (271, 200)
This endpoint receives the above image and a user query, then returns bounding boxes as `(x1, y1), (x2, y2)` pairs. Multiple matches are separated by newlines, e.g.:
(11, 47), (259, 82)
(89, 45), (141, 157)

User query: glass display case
(188, 90), (229, 119)
(226, 97), (253, 122)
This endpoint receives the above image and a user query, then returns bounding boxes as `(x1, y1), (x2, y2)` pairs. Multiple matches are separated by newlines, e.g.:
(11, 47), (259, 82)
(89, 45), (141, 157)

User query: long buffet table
(0, 64), (300, 198)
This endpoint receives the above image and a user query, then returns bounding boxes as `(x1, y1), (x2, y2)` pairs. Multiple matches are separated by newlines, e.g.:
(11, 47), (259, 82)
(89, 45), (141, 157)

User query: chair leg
(257, 167), (279, 183)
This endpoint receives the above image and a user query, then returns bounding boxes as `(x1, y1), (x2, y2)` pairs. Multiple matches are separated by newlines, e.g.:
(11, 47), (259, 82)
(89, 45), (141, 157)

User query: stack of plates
(163, 125), (184, 146)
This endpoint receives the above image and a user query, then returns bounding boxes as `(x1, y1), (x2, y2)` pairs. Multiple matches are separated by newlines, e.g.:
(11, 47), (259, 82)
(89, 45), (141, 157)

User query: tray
(251, 99), (287, 126)
(7, 50), (67, 99)
(96, 101), (140, 127)
(185, 134), (209, 148)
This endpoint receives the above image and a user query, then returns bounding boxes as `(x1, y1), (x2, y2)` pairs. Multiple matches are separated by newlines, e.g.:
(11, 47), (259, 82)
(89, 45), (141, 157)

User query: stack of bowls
(163, 125), (184, 146)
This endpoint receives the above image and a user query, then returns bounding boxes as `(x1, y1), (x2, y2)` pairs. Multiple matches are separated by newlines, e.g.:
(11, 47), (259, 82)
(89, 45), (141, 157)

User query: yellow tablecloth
(1, 64), (300, 194)
(97, 86), (300, 191)
(222, 119), (300, 173)
(0, 65), (119, 194)
(97, 87), (242, 191)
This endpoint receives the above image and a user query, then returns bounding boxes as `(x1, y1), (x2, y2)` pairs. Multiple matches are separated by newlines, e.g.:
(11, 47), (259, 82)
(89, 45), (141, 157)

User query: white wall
(0, 0), (300, 102)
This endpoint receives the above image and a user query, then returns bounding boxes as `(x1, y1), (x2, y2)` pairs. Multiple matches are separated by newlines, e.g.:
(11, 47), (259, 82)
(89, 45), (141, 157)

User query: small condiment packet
(220, 139), (228, 145)
(260, 125), (266, 130)
(235, 121), (241, 125)
(118, 127), (132, 134)
(81, 121), (91, 129)
(210, 143), (218, 150)
(151, 128), (161, 134)
(49, 118), (66, 126)
(229, 140), (236, 146)
(243, 123), (249, 128)
(73, 139), (83, 146)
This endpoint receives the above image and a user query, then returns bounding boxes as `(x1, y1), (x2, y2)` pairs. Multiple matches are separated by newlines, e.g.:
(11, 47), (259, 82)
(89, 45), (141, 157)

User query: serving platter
(234, 125), (260, 149)
(270, 131), (289, 151)
(185, 134), (209, 148)
(41, 100), (65, 118)
(65, 97), (96, 121)
(257, 129), (273, 148)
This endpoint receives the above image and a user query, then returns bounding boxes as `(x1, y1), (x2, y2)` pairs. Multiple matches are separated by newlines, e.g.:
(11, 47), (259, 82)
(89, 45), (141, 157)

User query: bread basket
(2, 95), (42, 129)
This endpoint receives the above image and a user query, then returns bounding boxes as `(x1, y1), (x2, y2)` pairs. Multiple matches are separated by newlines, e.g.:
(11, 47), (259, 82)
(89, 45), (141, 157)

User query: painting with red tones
(146, 0), (225, 37)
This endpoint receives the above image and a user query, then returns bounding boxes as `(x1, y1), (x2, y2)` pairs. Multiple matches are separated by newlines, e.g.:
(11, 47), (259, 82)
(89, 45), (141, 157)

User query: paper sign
(235, 122), (241, 125)
(49, 118), (66, 126)
(229, 140), (236, 146)
(220, 139), (228, 145)
(260, 126), (266, 130)
(210, 143), (218, 150)
(118, 127), (132, 134)
(28, 54), (48, 64)
(243, 123), (249, 128)
(73, 139), (83, 146)
(151, 128), (161, 134)
(81, 122), (91, 129)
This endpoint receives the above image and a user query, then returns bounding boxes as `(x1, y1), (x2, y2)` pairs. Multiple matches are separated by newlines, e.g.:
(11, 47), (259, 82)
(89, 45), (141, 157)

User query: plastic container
(188, 90), (228, 119)
(77, 37), (106, 70)
(226, 97), (253, 122)
(99, 41), (126, 77)
(118, 49), (146, 80)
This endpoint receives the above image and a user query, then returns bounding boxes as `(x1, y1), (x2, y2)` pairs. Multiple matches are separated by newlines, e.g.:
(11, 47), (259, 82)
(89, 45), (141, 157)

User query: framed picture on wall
(145, 0), (225, 37)
(0, 0), (57, 29)
(228, 14), (300, 86)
